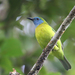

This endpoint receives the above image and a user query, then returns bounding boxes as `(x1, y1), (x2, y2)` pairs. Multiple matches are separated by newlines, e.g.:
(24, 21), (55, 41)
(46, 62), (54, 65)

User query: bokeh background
(0, 0), (75, 75)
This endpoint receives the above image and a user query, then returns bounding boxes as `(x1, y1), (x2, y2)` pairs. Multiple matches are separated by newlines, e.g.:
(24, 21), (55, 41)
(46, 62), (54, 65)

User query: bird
(27, 17), (71, 70)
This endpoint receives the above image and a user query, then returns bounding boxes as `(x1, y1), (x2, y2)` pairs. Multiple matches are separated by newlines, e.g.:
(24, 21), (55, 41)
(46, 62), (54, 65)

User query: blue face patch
(33, 17), (44, 28)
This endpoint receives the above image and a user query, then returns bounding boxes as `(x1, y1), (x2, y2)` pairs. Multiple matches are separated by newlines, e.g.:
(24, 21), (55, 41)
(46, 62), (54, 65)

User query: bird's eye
(36, 18), (39, 20)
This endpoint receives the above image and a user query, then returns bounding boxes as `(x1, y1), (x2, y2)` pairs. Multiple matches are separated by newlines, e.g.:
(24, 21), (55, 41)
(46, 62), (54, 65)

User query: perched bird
(27, 17), (71, 70)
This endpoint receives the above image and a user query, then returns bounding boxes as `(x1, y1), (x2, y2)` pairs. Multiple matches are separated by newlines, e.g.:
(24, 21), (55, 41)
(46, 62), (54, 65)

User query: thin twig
(27, 6), (75, 75)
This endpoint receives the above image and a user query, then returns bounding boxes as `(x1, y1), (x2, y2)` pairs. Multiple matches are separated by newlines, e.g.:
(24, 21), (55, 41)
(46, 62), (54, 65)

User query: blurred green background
(0, 0), (75, 75)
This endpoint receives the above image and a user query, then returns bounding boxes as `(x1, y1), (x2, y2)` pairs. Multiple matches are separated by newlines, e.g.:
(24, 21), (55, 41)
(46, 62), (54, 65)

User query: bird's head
(27, 17), (46, 27)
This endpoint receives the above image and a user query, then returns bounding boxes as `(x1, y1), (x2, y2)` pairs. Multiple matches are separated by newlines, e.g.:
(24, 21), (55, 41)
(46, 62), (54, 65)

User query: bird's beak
(27, 18), (34, 21)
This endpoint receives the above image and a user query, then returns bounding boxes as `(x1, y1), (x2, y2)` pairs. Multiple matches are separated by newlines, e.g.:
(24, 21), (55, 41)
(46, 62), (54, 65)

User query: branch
(27, 6), (75, 75)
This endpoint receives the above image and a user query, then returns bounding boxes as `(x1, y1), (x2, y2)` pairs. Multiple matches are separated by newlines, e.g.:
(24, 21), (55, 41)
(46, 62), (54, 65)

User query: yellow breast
(35, 23), (55, 49)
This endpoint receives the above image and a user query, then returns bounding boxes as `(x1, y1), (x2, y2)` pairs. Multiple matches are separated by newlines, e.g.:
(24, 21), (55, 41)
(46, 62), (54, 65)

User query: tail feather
(59, 56), (71, 70)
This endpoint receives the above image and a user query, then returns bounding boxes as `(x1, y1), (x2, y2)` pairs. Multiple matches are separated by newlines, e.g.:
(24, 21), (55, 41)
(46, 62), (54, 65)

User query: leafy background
(0, 0), (75, 75)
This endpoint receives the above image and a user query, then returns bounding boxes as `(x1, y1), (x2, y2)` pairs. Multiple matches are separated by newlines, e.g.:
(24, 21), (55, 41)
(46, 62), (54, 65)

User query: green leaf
(0, 38), (23, 57)
(0, 57), (13, 72)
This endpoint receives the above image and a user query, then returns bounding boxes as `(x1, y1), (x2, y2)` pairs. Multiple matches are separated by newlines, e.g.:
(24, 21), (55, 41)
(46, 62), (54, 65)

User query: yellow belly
(35, 23), (55, 49)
